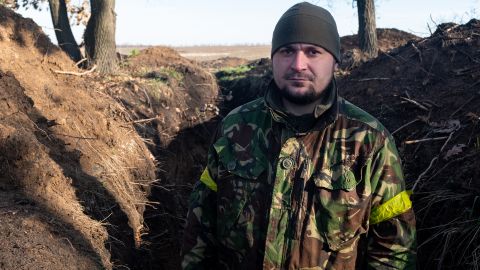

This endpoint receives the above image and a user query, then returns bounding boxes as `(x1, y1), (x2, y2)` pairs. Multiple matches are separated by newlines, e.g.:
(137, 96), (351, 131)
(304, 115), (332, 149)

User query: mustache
(283, 71), (314, 81)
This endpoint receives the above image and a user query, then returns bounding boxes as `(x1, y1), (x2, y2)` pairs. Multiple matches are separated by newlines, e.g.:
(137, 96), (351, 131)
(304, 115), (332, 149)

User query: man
(181, 2), (416, 269)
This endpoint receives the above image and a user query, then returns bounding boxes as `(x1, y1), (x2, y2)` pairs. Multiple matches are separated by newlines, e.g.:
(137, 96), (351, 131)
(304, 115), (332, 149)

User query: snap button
(281, 157), (295, 170)
(344, 170), (356, 189)
(227, 161), (236, 171)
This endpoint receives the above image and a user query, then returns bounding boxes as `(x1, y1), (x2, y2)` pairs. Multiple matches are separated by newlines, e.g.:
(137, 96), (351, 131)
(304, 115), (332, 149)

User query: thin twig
(149, 229), (169, 240)
(392, 119), (419, 135)
(141, 87), (152, 110)
(450, 93), (479, 117)
(469, 76), (480, 88)
(400, 96), (430, 111)
(413, 156), (438, 191)
(30, 120), (52, 141)
(438, 232), (452, 267)
(429, 15), (439, 29)
(404, 90), (411, 99)
(381, 52), (402, 64)
(60, 237), (75, 251)
(0, 210), (17, 215)
(439, 131), (455, 152)
(412, 131), (455, 191)
(405, 136), (448, 145)
(426, 152), (479, 182)
(427, 23), (433, 36)
(456, 49), (480, 64)
(423, 99), (441, 108)
(354, 77), (390, 82)
(54, 133), (97, 140)
(75, 58), (87, 67)
(427, 49), (438, 75)
(53, 65), (97, 76)
(411, 43), (423, 63)
(131, 117), (160, 124)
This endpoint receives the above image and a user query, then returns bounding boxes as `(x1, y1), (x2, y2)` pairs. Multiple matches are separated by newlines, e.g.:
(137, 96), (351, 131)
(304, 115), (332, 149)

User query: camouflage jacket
(181, 81), (416, 269)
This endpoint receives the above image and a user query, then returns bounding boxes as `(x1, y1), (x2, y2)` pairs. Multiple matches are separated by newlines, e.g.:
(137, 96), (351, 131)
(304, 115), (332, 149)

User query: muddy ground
(0, 5), (478, 270)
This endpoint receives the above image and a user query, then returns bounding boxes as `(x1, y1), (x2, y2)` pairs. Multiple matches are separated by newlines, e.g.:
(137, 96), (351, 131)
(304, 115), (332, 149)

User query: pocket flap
(313, 165), (357, 191)
(214, 136), (266, 180)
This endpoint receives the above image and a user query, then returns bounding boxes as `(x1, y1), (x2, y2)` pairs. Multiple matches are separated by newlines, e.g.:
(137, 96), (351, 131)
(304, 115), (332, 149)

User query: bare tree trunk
(84, 0), (117, 74)
(48, 0), (82, 62)
(357, 0), (378, 58)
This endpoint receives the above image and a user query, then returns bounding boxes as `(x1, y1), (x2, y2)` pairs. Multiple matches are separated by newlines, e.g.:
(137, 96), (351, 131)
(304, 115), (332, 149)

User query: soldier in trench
(181, 2), (416, 269)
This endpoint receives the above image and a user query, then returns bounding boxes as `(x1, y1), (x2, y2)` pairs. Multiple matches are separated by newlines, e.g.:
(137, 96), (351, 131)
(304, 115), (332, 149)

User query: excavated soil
(199, 56), (250, 70)
(0, 6), (156, 269)
(340, 28), (420, 53)
(340, 28), (420, 70)
(99, 45), (219, 269)
(338, 20), (480, 269)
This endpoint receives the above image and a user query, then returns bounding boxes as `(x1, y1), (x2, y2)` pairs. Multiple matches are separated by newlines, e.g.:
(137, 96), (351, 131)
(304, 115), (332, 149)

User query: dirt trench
(1, 5), (479, 269)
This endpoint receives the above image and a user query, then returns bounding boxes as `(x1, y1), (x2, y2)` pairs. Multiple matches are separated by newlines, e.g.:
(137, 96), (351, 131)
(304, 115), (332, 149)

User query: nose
(290, 51), (307, 71)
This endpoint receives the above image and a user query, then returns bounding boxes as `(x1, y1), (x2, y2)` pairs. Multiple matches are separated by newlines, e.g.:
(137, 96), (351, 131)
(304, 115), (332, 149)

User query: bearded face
(272, 43), (336, 105)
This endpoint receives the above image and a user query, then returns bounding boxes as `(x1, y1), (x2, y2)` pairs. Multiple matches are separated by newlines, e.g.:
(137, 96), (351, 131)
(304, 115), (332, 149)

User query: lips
(284, 72), (314, 81)
(288, 77), (310, 81)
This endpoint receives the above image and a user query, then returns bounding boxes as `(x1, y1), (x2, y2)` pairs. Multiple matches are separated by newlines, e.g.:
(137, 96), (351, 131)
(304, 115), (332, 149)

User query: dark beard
(277, 70), (333, 105)
(277, 83), (322, 105)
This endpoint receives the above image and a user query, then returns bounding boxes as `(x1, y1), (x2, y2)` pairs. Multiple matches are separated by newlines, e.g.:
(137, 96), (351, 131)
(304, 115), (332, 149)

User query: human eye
(307, 48), (322, 56)
(279, 47), (294, 56)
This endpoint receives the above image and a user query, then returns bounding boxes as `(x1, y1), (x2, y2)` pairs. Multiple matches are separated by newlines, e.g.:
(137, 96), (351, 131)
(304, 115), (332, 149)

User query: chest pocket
(214, 136), (268, 249)
(312, 163), (368, 251)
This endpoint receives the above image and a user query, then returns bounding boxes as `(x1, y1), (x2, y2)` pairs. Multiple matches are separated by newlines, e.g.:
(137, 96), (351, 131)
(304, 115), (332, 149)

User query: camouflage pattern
(181, 82), (416, 269)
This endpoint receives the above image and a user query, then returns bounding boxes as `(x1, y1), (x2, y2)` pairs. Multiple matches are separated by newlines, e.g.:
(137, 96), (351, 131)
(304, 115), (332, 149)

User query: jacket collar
(264, 78), (339, 133)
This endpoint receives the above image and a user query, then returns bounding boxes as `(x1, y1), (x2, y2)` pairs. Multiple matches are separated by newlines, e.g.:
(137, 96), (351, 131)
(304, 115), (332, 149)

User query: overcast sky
(18, 0), (479, 46)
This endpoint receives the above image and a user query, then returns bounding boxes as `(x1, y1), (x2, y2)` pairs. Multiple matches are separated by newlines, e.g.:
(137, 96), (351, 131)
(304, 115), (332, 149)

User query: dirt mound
(0, 195), (99, 269)
(127, 46), (192, 68)
(340, 28), (420, 70)
(0, 70), (105, 270)
(214, 58), (272, 113)
(341, 28), (419, 53)
(200, 56), (250, 70)
(338, 20), (480, 269)
(100, 45), (219, 268)
(109, 44), (218, 154)
(0, 6), (156, 269)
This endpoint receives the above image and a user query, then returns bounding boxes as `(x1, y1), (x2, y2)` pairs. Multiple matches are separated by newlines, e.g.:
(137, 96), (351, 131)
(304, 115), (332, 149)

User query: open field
(118, 44), (271, 61)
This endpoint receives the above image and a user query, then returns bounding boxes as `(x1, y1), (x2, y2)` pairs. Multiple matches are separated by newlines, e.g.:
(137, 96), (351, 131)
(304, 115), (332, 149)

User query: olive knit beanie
(271, 2), (341, 62)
